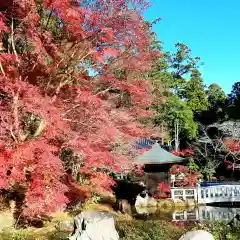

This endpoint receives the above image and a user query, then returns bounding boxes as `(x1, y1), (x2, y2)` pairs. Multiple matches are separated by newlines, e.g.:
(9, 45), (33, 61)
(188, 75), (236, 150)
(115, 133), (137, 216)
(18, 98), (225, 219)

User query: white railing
(171, 184), (240, 204)
(171, 188), (197, 201)
(197, 185), (240, 204)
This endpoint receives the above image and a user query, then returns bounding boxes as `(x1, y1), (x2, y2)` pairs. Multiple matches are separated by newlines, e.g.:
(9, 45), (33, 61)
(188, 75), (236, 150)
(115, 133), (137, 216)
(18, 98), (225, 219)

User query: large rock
(71, 210), (119, 240)
(179, 230), (214, 240)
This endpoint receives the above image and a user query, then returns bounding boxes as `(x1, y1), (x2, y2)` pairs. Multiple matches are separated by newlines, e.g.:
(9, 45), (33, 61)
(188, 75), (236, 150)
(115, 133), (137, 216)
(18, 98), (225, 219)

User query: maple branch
(11, 18), (19, 63)
(51, 49), (94, 102)
(0, 61), (5, 76)
(61, 118), (90, 128)
(10, 126), (17, 142)
(61, 104), (81, 117)
(67, 30), (101, 53)
(58, 47), (93, 73)
(51, 76), (72, 103)
(12, 88), (20, 142)
(95, 88), (112, 96)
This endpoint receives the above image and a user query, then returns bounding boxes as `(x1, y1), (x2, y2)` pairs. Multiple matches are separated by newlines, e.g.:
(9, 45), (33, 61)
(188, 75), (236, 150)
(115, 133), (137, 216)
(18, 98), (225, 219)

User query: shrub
(116, 220), (184, 240)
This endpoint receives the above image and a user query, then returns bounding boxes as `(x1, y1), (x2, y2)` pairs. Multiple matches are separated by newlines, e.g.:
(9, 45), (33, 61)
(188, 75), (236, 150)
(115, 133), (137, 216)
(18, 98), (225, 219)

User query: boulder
(179, 230), (214, 240)
(71, 210), (119, 240)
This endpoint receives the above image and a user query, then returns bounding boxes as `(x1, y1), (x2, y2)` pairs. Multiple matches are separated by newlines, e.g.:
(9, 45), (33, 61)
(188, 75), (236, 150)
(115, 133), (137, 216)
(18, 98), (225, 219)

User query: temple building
(135, 142), (187, 194)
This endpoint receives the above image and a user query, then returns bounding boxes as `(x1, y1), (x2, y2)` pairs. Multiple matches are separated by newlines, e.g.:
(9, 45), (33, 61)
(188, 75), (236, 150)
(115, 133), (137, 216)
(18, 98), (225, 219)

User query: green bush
(116, 220), (184, 240)
(193, 221), (240, 240)
(0, 229), (28, 240)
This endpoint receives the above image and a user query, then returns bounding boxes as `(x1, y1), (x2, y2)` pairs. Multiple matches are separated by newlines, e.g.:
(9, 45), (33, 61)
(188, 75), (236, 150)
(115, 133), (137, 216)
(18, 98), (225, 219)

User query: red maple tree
(171, 148), (194, 157)
(0, 0), (160, 217)
(152, 181), (170, 199)
(169, 165), (200, 187)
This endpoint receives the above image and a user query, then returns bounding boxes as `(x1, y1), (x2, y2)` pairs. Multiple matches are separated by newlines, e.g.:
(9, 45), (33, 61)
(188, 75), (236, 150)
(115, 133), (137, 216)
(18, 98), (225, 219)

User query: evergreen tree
(184, 70), (209, 113)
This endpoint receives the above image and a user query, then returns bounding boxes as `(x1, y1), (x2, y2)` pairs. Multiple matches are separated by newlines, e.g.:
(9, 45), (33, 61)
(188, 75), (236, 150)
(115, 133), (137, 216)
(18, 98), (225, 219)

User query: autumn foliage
(224, 139), (240, 153)
(152, 181), (170, 199)
(169, 165), (200, 187)
(171, 149), (194, 157)
(0, 0), (159, 217)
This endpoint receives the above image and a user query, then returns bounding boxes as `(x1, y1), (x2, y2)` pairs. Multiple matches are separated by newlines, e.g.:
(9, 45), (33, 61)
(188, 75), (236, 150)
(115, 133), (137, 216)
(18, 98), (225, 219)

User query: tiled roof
(135, 143), (185, 164)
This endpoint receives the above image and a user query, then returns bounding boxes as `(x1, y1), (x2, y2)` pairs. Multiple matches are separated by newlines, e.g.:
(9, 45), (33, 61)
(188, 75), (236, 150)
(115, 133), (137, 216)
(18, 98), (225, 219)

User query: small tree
(191, 124), (231, 180)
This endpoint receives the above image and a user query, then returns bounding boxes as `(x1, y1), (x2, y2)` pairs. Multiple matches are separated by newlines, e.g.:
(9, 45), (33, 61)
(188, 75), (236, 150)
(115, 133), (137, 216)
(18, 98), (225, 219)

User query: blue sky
(143, 0), (240, 94)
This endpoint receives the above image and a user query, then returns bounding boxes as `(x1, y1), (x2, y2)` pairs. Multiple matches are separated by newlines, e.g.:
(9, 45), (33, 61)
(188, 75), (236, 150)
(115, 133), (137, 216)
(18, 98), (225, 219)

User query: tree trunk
(174, 120), (179, 152)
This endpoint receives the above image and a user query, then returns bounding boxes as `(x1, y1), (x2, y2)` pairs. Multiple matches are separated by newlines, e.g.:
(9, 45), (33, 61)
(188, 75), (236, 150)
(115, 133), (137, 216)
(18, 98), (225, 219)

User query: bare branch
(61, 104), (81, 117)
(0, 61), (5, 76)
(11, 18), (19, 63)
(12, 87), (20, 142)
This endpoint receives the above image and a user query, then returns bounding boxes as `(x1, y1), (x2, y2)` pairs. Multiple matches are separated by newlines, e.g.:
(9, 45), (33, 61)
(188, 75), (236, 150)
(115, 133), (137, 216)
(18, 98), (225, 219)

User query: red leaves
(158, 182), (170, 193)
(103, 48), (120, 57)
(0, 54), (17, 63)
(170, 165), (200, 187)
(0, 0), (157, 217)
(23, 179), (69, 217)
(171, 149), (194, 157)
(169, 165), (189, 175)
(131, 164), (144, 177)
(0, 144), (13, 189)
(0, 13), (9, 33)
(90, 172), (116, 195)
(224, 139), (240, 152)
(99, 27), (115, 43)
(153, 181), (170, 199)
(92, 51), (105, 63)
(92, 48), (120, 63)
